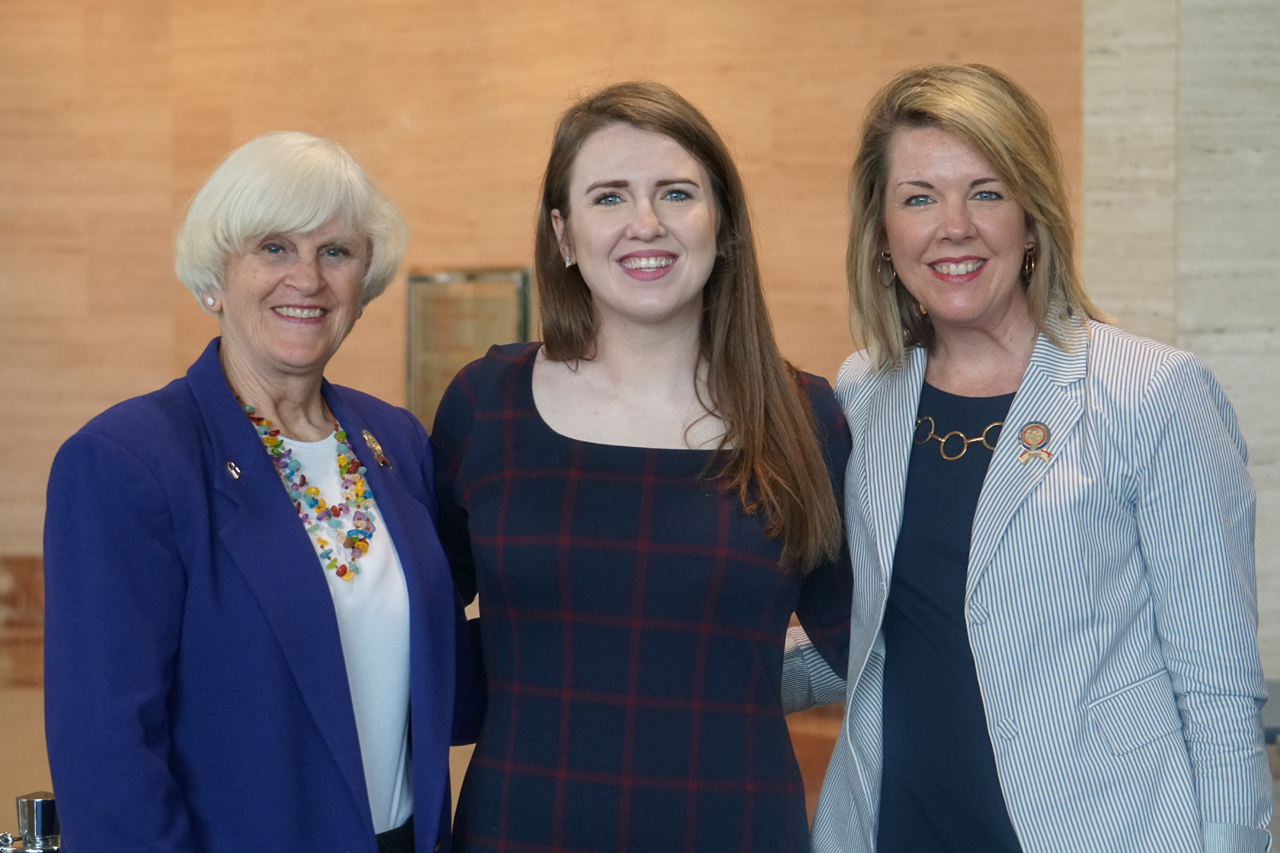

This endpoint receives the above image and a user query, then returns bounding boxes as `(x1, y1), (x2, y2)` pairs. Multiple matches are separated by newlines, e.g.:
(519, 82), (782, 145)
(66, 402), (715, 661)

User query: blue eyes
(258, 242), (353, 259)
(590, 189), (694, 206)
(902, 189), (1003, 206)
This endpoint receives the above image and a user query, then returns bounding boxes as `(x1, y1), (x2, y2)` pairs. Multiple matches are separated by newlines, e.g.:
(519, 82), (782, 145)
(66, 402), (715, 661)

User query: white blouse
(281, 434), (413, 834)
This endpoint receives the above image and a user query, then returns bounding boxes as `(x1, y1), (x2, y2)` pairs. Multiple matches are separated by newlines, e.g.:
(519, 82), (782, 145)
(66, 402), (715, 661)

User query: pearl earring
(564, 256), (573, 269)
(205, 296), (215, 307)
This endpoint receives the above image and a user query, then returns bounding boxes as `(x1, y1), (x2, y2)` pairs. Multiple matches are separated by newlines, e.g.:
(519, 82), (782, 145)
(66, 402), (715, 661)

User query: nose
(625, 199), (666, 241)
(288, 255), (324, 293)
(941, 200), (976, 241)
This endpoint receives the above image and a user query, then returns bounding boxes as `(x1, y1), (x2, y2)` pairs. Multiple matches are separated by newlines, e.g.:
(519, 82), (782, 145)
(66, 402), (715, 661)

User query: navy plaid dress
(431, 343), (852, 853)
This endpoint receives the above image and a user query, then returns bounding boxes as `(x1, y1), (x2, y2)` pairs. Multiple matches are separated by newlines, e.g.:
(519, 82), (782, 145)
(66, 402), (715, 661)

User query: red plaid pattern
(432, 344), (852, 853)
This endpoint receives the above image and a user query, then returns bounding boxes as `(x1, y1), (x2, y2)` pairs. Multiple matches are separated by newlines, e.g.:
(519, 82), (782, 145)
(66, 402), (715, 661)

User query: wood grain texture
(1, 0), (1081, 554)
(0, 557), (43, 688)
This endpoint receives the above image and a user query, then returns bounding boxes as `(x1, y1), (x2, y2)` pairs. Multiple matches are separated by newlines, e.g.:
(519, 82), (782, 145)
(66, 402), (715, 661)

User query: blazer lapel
(860, 348), (927, 586)
(966, 323), (1090, 599)
(185, 341), (372, 826)
(321, 385), (456, 656)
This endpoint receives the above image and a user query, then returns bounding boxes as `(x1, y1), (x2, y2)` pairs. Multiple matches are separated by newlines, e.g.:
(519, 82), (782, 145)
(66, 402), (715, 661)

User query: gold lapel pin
(361, 429), (392, 468)
(1017, 422), (1052, 465)
(226, 461), (241, 479)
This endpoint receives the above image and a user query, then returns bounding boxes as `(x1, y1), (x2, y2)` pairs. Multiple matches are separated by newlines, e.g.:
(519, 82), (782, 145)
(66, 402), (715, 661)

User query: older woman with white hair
(43, 131), (484, 853)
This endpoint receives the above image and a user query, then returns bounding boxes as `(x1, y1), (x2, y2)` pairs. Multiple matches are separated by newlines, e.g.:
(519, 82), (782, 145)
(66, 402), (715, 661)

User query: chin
(267, 344), (331, 375)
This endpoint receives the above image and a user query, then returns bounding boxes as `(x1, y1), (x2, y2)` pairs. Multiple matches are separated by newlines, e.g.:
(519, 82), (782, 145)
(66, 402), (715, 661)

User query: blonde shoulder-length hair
(848, 64), (1109, 369)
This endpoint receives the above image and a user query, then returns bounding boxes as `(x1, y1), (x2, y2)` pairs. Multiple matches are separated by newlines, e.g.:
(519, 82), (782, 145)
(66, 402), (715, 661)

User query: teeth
(275, 306), (325, 319)
(621, 256), (675, 270)
(932, 260), (984, 276)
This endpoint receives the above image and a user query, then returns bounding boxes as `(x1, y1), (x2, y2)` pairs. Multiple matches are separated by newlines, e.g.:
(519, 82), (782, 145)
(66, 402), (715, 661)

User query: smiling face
(215, 217), (368, 389)
(551, 123), (718, 334)
(883, 126), (1035, 344)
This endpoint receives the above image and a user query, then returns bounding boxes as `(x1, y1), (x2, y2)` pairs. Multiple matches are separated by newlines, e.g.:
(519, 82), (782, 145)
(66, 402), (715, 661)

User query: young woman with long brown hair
(430, 81), (852, 852)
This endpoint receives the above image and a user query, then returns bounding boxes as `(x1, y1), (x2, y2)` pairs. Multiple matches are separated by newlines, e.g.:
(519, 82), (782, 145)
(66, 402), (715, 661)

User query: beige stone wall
(0, 0), (1083, 558)
(1083, 0), (1280, 676)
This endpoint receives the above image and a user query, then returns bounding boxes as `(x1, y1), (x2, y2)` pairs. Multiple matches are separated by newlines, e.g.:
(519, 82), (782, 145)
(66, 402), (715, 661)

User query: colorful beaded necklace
(242, 401), (377, 582)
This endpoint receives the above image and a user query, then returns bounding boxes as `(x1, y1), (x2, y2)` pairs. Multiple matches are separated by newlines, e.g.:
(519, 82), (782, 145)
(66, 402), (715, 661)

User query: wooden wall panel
(1, 0), (1081, 555)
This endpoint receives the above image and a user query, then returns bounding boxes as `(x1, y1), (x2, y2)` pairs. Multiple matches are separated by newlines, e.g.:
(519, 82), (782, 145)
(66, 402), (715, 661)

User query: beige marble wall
(1082, 0), (1178, 344)
(1084, 0), (1280, 676)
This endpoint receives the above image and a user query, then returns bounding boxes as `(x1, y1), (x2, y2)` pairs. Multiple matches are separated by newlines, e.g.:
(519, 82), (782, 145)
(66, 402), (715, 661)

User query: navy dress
(877, 382), (1023, 853)
(431, 343), (852, 853)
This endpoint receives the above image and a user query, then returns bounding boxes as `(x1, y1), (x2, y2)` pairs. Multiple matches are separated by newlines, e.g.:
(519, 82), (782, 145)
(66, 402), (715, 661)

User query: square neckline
(521, 344), (723, 455)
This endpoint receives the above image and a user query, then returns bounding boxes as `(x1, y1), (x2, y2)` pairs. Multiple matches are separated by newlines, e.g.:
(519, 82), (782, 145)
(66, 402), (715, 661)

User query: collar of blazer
(855, 318), (1092, 601)
(182, 338), (375, 829)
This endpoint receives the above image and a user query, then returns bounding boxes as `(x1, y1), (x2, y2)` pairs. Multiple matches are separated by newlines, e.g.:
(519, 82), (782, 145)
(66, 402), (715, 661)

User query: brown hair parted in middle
(847, 64), (1110, 369)
(534, 80), (841, 573)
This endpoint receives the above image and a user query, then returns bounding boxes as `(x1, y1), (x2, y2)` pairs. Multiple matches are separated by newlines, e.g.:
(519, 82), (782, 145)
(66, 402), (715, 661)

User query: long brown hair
(848, 64), (1110, 369)
(535, 81), (841, 572)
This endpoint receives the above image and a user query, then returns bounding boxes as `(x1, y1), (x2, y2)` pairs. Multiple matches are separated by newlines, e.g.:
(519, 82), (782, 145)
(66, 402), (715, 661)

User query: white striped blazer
(786, 319), (1272, 853)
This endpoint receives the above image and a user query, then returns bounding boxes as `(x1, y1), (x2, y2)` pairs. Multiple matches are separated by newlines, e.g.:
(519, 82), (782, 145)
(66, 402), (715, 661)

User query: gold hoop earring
(1021, 243), (1038, 283)
(878, 250), (898, 289)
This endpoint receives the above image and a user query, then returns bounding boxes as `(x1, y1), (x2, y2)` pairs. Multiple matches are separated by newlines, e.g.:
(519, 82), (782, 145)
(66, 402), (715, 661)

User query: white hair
(174, 131), (407, 305)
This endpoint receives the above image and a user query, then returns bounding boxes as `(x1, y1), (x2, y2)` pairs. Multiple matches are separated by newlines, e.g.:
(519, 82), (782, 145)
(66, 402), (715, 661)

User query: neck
(589, 310), (705, 395)
(925, 311), (1039, 397)
(219, 343), (332, 441)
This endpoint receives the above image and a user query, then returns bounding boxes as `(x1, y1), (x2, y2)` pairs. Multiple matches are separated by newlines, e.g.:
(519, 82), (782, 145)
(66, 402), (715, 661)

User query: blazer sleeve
(43, 431), (199, 852)
(1134, 351), (1272, 851)
(781, 626), (848, 714)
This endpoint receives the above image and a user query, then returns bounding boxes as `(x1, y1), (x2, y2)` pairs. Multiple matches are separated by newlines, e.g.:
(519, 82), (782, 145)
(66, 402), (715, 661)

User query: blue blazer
(789, 321), (1271, 853)
(44, 338), (485, 853)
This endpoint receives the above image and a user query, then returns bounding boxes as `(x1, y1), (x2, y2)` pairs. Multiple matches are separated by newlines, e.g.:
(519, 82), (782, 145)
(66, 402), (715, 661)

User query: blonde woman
(788, 65), (1271, 853)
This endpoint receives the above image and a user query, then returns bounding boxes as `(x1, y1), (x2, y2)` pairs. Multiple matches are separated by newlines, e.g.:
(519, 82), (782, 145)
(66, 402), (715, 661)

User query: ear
(550, 209), (573, 264)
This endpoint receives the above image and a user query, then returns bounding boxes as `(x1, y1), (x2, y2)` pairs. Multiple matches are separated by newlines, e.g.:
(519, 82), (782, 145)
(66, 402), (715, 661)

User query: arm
(410, 403), (486, 746)
(782, 625), (848, 714)
(425, 371), (486, 742)
(786, 376), (854, 714)
(43, 431), (199, 852)
(1135, 352), (1272, 851)
(429, 369), (480, 605)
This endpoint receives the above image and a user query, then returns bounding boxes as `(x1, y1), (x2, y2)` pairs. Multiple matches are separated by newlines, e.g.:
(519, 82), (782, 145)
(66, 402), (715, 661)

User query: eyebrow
(896, 177), (1001, 190)
(583, 178), (702, 193)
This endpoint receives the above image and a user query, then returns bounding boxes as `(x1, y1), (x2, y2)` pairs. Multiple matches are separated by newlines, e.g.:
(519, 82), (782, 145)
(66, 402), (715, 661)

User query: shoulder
(431, 342), (539, 445)
(1085, 321), (1229, 412)
(1082, 320), (1246, 459)
(794, 370), (846, 437)
(1085, 321), (1193, 386)
(66, 376), (202, 462)
(49, 377), (206, 511)
(833, 349), (878, 408)
(447, 342), (540, 402)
